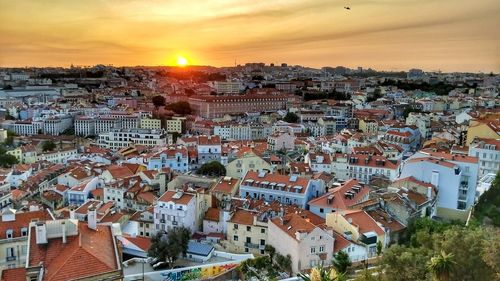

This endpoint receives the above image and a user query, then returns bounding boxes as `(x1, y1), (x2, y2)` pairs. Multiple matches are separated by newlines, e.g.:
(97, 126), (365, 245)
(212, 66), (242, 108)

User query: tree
(376, 240), (383, 256)
(152, 95), (166, 108)
(427, 251), (455, 281)
(165, 101), (192, 115)
(275, 253), (292, 275)
(42, 140), (57, 152)
(148, 226), (191, 268)
(298, 265), (345, 281)
(380, 244), (430, 281)
(0, 154), (18, 168)
(332, 251), (352, 274)
(197, 161), (226, 177)
(171, 132), (182, 143)
(474, 170), (500, 226)
(264, 244), (276, 264)
(283, 112), (299, 123)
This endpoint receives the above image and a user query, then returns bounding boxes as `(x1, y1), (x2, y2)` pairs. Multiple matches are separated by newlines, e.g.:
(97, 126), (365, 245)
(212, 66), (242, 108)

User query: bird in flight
(344, 6), (351, 10)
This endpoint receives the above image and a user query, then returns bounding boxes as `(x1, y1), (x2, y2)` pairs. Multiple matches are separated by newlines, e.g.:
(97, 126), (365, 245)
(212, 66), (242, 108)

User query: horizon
(1, 0), (499, 72)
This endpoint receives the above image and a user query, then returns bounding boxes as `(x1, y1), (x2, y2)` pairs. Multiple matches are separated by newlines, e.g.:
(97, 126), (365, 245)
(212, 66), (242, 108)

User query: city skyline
(1, 0), (499, 72)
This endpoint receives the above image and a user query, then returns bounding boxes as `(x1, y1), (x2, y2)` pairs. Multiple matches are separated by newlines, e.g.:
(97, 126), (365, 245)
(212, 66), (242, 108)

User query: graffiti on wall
(160, 263), (238, 281)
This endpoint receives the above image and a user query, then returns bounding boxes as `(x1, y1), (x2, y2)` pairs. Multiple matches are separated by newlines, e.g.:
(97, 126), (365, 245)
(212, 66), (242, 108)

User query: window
(21, 228), (28, 237)
(319, 245), (325, 252)
(261, 228), (265, 234)
(320, 208), (324, 213)
(6, 229), (13, 239)
(234, 235), (238, 241)
(310, 247), (316, 254)
(246, 237), (251, 243)
(247, 226), (251, 232)
(234, 224), (238, 230)
(260, 239), (265, 246)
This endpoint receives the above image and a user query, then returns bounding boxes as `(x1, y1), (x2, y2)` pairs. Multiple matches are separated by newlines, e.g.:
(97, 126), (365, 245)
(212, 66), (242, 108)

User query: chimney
(69, 208), (76, 220)
(88, 207), (97, 230)
(431, 171), (439, 188)
(35, 222), (48, 244)
(61, 221), (67, 243)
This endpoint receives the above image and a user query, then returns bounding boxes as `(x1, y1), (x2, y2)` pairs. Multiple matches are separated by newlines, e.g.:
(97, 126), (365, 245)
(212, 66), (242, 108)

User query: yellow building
(6, 148), (22, 163)
(466, 119), (500, 145)
(226, 151), (272, 179)
(227, 209), (267, 255)
(326, 209), (386, 256)
(166, 117), (186, 133)
(140, 118), (162, 130)
(358, 119), (379, 134)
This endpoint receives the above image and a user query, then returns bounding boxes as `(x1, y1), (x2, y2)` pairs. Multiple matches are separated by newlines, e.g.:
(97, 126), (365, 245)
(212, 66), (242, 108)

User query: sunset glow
(176, 56), (188, 67)
(0, 0), (499, 71)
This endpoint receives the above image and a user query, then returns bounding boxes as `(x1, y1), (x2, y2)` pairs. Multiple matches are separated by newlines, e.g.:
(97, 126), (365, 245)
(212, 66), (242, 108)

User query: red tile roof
(341, 209), (385, 236)
(158, 190), (194, 205)
(28, 222), (119, 281)
(229, 209), (255, 225)
(0, 209), (52, 239)
(204, 207), (220, 222)
(418, 149), (478, 163)
(308, 179), (369, 210)
(211, 177), (239, 195)
(242, 171), (310, 194)
(270, 213), (318, 241)
(1, 267), (26, 281)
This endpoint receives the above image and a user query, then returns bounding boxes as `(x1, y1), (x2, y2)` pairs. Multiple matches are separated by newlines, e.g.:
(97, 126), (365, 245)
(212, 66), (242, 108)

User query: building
(468, 138), (500, 177)
(268, 213), (334, 273)
(37, 148), (78, 164)
(308, 179), (370, 218)
(400, 151), (479, 220)
(304, 152), (332, 173)
(98, 128), (167, 150)
(189, 95), (287, 118)
(267, 131), (295, 151)
(166, 117), (186, 133)
(140, 118), (162, 130)
(67, 177), (100, 206)
(197, 135), (222, 165)
(13, 218), (123, 281)
(0, 208), (53, 269)
(226, 151), (272, 179)
(326, 209), (387, 257)
(466, 119), (500, 145)
(358, 119), (379, 134)
(213, 81), (242, 94)
(146, 146), (189, 173)
(333, 154), (400, 183)
(226, 209), (268, 255)
(154, 190), (196, 234)
(239, 171), (326, 209)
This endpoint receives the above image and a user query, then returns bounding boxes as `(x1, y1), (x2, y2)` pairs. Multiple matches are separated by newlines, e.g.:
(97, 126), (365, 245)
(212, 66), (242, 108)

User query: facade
(140, 118), (162, 130)
(37, 148), (78, 164)
(146, 146), (189, 173)
(154, 190), (197, 234)
(333, 154), (400, 183)
(166, 117), (186, 133)
(239, 171), (326, 209)
(268, 213), (335, 273)
(267, 131), (295, 151)
(98, 128), (167, 150)
(468, 138), (500, 177)
(226, 209), (268, 255)
(197, 135), (222, 165)
(401, 151), (479, 220)
(189, 95), (287, 118)
(213, 81), (242, 94)
(226, 152), (272, 179)
(67, 177), (100, 206)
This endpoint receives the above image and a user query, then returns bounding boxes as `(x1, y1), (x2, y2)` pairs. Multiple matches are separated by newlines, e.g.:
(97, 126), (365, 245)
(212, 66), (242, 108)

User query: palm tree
(298, 265), (346, 281)
(427, 251), (455, 281)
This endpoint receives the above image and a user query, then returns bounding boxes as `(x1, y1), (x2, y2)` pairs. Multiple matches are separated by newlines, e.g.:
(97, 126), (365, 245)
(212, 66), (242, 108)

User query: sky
(0, 0), (499, 72)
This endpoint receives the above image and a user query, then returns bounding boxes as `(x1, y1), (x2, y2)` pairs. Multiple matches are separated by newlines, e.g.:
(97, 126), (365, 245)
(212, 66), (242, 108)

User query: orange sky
(0, 0), (499, 72)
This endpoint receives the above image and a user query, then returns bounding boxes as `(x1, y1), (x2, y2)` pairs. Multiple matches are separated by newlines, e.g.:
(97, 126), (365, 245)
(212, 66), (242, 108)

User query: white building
(154, 190), (196, 234)
(400, 151), (479, 220)
(468, 138), (500, 177)
(98, 128), (167, 150)
(213, 81), (242, 94)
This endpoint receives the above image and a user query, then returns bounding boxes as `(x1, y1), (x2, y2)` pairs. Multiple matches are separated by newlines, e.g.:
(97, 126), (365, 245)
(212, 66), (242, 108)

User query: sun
(176, 56), (188, 67)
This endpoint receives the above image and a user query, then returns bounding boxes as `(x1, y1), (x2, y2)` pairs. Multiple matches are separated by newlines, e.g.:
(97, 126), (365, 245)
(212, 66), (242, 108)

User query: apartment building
(154, 190), (196, 234)
(98, 128), (167, 150)
(166, 116), (186, 133)
(37, 148), (78, 164)
(309, 179), (370, 218)
(267, 131), (295, 151)
(0, 208), (53, 269)
(213, 81), (242, 94)
(401, 151), (479, 220)
(332, 154), (400, 183)
(239, 171), (326, 209)
(227, 209), (268, 255)
(268, 213), (335, 273)
(189, 95), (287, 118)
(226, 151), (272, 179)
(468, 138), (500, 177)
(75, 113), (140, 136)
(140, 117), (162, 130)
(197, 135), (222, 165)
(146, 146), (189, 173)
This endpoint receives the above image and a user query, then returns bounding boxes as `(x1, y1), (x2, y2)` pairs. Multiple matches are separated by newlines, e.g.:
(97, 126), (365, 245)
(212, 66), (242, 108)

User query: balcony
(244, 242), (260, 249)
(6, 256), (16, 262)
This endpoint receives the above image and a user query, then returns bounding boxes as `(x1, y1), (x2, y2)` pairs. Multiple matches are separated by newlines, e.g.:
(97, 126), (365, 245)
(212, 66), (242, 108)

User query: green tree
(474, 170), (500, 226)
(42, 140), (57, 152)
(152, 95), (166, 108)
(0, 154), (18, 168)
(332, 251), (352, 274)
(171, 132), (182, 143)
(275, 253), (292, 275)
(427, 251), (455, 281)
(148, 226), (191, 268)
(283, 112), (299, 123)
(197, 161), (226, 177)
(165, 101), (192, 115)
(376, 240), (383, 256)
(265, 244), (276, 264)
(298, 265), (345, 281)
(380, 244), (430, 281)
